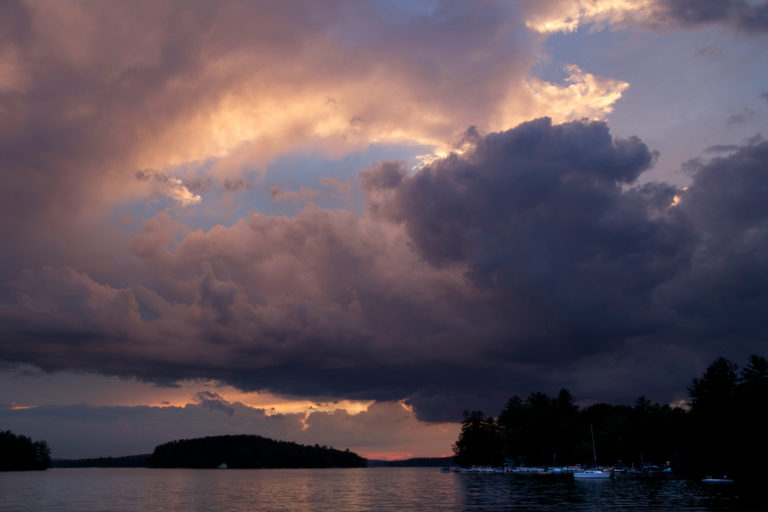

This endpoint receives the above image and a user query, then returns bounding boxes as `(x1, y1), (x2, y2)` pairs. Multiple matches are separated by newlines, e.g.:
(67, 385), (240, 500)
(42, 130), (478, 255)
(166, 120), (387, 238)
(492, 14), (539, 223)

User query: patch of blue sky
(113, 142), (432, 235)
(539, 24), (768, 185)
(252, 141), (430, 215)
(265, 141), (430, 187)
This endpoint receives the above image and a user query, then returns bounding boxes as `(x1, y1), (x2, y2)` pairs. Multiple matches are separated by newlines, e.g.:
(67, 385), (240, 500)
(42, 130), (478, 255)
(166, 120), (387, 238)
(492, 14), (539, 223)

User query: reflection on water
(458, 474), (751, 511)
(0, 467), (756, 512)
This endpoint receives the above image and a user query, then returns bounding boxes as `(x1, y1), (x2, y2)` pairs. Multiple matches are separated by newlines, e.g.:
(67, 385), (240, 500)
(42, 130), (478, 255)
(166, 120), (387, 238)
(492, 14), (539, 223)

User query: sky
(1, 0), (767, 460)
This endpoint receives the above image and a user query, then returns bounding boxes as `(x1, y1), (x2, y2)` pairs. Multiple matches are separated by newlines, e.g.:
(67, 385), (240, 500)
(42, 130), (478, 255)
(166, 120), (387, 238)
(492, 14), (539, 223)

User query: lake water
(0, 467), (758, 511)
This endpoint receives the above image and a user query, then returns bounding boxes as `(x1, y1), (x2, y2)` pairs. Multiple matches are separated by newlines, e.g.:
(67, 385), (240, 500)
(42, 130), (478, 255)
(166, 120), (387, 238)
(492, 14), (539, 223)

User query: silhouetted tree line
(148, 434), (367, 468)
(367, 456), (455, 467)
(454, 355), (768, 484)
(0, 430), (51, 471)
(53, 454), (152, 468)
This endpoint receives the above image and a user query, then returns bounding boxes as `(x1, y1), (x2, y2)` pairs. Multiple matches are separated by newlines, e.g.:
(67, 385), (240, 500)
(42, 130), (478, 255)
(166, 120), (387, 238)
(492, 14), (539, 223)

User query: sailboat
(574, 425), (612, 479)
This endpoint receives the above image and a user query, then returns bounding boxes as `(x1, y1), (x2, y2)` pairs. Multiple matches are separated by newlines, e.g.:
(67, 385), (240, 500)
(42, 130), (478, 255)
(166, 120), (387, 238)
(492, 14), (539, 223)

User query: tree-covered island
(148, 434), (366, 468)
(0, 430), (52, 471)
(453, 355), (768, 486)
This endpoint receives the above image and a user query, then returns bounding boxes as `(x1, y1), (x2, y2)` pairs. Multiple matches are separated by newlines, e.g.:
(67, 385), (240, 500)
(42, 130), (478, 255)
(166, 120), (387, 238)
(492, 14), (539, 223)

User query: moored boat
(574, 469), (612, 479)
(574, 425), (612, 479)
(701, 475), (733, 484)
(458, 465), (504, 473)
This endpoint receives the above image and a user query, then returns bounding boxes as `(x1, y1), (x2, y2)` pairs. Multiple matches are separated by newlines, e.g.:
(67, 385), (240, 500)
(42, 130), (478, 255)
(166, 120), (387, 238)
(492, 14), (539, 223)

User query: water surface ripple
(0, 467), (757, 511)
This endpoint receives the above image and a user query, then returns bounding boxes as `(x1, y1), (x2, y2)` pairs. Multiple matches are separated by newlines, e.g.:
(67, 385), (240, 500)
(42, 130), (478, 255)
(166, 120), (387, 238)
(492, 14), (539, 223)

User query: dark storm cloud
(3, 118), (768, 422)
(656, 0), (768, 33)
(1, 1), (766, 433)
(362, 119), (688, 359)
(664, 138), (768, 348)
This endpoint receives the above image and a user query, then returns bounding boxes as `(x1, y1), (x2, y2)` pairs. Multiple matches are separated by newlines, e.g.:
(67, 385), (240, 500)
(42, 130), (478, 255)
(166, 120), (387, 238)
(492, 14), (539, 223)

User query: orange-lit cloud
(525, 0), (651, 34)
(524, 0), (768, 35)
(8, 403), (35, 411)
(495, 65), (629, 131)
(1, 0), (633, 226)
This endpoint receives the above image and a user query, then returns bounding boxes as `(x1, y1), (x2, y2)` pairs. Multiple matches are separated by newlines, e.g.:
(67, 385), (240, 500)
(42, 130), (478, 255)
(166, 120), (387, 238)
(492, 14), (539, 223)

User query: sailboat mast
(590, 424), (598, 467)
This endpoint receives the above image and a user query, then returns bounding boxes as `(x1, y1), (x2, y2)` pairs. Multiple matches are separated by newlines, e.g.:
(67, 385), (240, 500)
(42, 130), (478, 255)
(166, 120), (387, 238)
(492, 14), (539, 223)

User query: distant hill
(367, 456), (455, 467)
(148, 435), (367, 469)
(49, 439), (453, 470)
(53, 454), (152, 468)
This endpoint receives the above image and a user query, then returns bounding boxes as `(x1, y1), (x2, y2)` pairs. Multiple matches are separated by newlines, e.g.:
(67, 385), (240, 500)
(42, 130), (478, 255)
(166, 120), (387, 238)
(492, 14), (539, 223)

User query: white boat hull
(702, 477), (733, 484)
(574, 470), (612, 479)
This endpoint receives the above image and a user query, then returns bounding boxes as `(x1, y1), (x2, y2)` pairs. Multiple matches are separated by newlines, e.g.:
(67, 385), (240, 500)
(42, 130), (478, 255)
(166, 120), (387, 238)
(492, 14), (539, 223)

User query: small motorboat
(701, 475), (733, 484)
